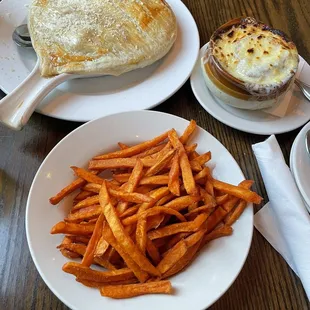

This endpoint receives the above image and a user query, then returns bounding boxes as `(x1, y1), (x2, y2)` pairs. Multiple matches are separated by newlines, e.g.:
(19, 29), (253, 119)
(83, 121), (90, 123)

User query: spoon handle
(0, 60), (73, 130)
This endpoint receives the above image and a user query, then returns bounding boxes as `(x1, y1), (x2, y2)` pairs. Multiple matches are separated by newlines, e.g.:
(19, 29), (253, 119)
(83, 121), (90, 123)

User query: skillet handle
(0, 60), (72, 130)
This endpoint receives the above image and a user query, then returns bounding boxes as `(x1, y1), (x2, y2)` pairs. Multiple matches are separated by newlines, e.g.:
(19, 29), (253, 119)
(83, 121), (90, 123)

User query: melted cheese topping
(213, 24), (298, 95)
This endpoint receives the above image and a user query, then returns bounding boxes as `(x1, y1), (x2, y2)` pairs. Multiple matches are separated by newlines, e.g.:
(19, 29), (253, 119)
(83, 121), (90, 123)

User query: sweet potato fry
(131, 143), (166, 158)
(76, 278), (138, 288)
(71, 196), (100, 211)
(100, 280), (172, 299)
(74, 190), (95, 202)
(162, 240), (201, 279)
(166, 232), (191, 250)
(146, 238), (161, 265)
(118, 142), (129, 150)
(82, 213), (105, 267)
(119, 205), (139, 218)
(203, 225), (233, 245)
(224, 199), (247, 226)
(51, 222), (95, 235)
(145, 149), (175, 177)
(168, 152), (180, 196)
(212, 179), (262, 204)
(169, 129), (197, 195)
(194, 167), (212, 182)
(63, 262), (135, 282)
(191, 151), (211, 166)
(146, 214), (165, 231)
(184, 143), (198, 154)
(148, 222), (193, 240)
(184, 205), (214, 219)
(157, 240), (188, 274)
(71, 166), (105, 185)
(94, 236), (110, 257)
(109, 188), (153, 204)
(114, 174), (169, 186)
(101, 222), (149, 283)
(66, 205), (101, 222)
(136, 217), (147, 254)
(205, 180), (214, 197)
(204, 206), (227, 232)
(65, 235), (90, 244)
(155, 193), (175, 206)
(89, 157), (157, 170)
(94, 131), (171, 160)
(49, 178), (86, 205)
(163, 195), (201, 211)
(216, 194), (229, 205)
(100, 181), (160, 277)
(58, 236), (80, 259)
(179, 120), (197, 144)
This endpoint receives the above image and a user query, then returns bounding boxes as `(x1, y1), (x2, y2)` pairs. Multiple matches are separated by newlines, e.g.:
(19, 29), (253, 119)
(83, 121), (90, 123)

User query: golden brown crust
(29, 0), (177, 77)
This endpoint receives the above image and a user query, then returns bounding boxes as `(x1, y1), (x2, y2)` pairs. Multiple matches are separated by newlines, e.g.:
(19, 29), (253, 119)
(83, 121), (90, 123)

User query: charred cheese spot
(211, 17), (299, 95)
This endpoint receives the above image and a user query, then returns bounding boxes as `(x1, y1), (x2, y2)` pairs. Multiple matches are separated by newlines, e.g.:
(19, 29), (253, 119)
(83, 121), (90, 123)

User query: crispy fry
(114, 174), (169, 186)
(162, 240), (201, 279)
(71, 166), (105, 185)
(224, 199), (247, 226)
(131, 143), (166, 158)
(58, 236), (80, 259)
(89, 157), (157, 170)
(49, 178), (86, 205)
(203, 225), (233, 245)
(212, 179), (262, 204)
(216, 194), (229, 205)
(148, 222), (193, 240)
(65, 235), (90, 244)
(168, 152), (180, 196)
(184, 143), (198, 154)
(74, 190), (95, 202)
(136, 217), (147, 254)
(93, 131), (171, 160)
(157, 240), (188, 274)
(179, 120), (197, 144)
(66, 205), (101, 222)
(118, 142), (129, 150)
(204, 206), (227, 232)
(163, 195), (201, 211)
(101, 222), (149, 283)
(184, 205), (214, 219)
(100, 281), (172, 299)
(51, 222), (95, 235)
(82, 213), (105, 266)
(71, 196), (100, 211)
(169, 129), (197, 195)
(77, 278), (137, 288)
(166, 232), (191, 250)
(205, 180), (214, 197)
(94, 236), (110, 257)
(119, 205), (139, 218)
(145, 149), (175, 177)
(146, 238), (161, 265)
(100, 181), (160, 277)
(116, 159), (144, 213)
(146, 214), (165, 231)
(194, 167), (212, 182)
(155, 193), (175, 206)
(63, 262), (135, 282)
(191, 151), (211, 166)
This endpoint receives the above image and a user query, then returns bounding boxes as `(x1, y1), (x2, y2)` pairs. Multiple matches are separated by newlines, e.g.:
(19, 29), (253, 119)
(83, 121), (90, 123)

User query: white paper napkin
(252, 135), (310, 300)
(263, 57), (306, 117)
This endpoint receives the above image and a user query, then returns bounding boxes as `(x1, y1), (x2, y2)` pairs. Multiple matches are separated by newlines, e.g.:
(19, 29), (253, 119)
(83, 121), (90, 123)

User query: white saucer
(290, 121), (310, 212)
(190, 43), (310, 135)
(0, 0), (199, 122)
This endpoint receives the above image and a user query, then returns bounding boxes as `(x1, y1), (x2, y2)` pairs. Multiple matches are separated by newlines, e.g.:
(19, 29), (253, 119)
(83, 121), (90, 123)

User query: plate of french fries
(26, 110), (262, 310)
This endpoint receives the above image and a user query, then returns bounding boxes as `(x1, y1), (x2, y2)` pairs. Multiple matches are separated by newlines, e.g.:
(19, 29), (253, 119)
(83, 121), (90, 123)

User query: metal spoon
(12, 24), (32, 48)
(305, 130), (310, 157)
(295, 79), (310, 102)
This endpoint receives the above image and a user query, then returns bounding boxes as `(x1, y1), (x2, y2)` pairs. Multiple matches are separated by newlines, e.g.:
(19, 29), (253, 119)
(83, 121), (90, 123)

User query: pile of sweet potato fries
(49, 120), (262, 299)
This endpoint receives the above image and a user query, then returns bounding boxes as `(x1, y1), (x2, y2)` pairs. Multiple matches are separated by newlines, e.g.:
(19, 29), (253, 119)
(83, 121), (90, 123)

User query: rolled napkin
(252, 135), (310, 300)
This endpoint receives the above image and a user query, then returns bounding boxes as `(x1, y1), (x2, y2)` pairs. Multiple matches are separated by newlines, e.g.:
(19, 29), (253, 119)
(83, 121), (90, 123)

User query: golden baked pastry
(28, 0), (177, 77)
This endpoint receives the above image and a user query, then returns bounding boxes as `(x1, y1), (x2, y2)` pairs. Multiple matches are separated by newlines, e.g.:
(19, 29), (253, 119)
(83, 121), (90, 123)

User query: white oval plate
(290, 121), (310, 212)
(26, 110), (253, 310)
(190, 43), (310, 135)
(0, 0), (199, 122)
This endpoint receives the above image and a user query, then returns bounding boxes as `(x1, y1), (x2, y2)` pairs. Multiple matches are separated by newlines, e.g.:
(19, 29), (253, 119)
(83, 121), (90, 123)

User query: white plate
(26, 110), (253, 310)
(290, 121), (310, 212)
(190, 43), (310, 135)
(0, 0), (199, 122)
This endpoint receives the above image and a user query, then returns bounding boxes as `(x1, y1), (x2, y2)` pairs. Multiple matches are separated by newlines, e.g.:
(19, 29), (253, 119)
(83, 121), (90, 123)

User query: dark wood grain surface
(1, 0), (310, 309)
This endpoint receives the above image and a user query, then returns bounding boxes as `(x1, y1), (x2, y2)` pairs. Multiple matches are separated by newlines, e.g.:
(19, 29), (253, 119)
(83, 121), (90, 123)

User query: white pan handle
(0, 60), (74, 130)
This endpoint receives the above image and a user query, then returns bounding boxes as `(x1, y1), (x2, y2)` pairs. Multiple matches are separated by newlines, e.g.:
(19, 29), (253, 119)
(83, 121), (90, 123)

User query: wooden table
(1, 0), (309, 309)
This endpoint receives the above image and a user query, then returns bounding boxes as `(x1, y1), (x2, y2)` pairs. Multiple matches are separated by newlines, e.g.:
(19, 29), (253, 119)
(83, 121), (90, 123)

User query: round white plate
(26, 110), (253, 310)
(190, 43), (310, 135)
(290, 121), (310, 212)
(0, 0), (199, 122)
